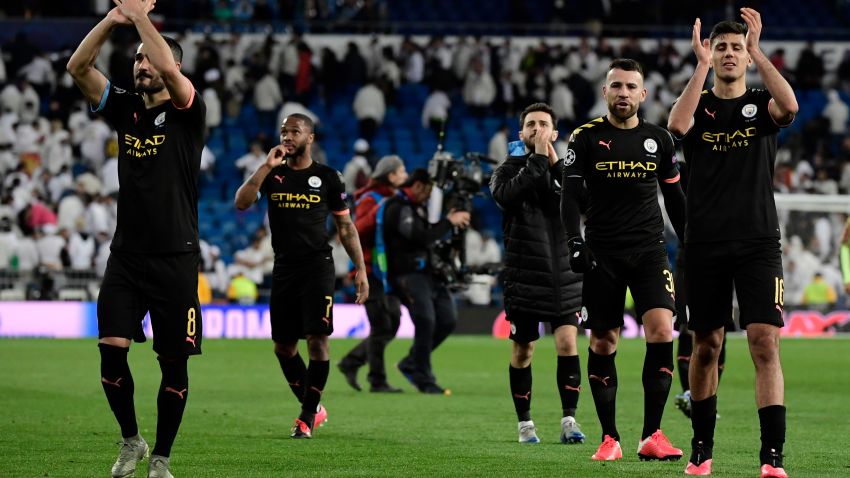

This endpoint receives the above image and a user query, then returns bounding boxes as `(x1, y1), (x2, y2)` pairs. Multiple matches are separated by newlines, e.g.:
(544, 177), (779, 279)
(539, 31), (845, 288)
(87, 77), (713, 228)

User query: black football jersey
(261, 161), (349, 262)
(96, 81), (205, 253)
(679, 89), (782, 243)
(563, 116), (680, 254)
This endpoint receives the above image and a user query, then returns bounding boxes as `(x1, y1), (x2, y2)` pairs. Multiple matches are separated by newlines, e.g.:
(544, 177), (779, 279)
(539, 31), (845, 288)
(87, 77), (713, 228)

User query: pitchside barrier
(0, 302), (847, 339)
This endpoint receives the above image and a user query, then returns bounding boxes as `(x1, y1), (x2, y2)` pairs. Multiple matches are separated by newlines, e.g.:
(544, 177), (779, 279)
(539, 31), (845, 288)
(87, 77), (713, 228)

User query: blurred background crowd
(0, 0), (849, 311)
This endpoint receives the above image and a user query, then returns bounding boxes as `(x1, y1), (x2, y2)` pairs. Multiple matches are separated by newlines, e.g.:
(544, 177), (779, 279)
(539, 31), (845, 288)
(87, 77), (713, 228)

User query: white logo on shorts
(510, 322), (517, 335)
(308, 176), (322, 188)
(580, 306), (588, 323)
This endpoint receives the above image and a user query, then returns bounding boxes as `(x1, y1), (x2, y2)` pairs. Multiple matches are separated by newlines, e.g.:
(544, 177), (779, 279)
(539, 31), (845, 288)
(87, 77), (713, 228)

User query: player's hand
(353, 268), (369, 304)
(112, 0), (156, 22)
(531, 127), (552, 157)
(567, 237), (596, 273)
(107, 6), (133, 25)
(692, 18), (711, 67)
(447, 209), (471, 228)
(741, 8), (763, 54)
(265, 145), (286, 168)
(546, 142), (560, 167)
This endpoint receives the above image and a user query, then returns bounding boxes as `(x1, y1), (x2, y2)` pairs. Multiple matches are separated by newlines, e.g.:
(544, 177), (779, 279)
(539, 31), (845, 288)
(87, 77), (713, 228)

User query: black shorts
(507, 311), (579, 344)
(685, 239), (784, 332)
(581, 245), (675, 331)
(269, 255), (336, 342)
(98, 251), (202, 357)
(674, 255), (737, 332)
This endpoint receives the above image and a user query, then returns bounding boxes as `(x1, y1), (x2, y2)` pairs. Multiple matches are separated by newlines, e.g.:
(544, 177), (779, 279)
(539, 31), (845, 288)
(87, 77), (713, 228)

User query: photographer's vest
(374, 189), (430, 292)
(355, 191), (392, 293)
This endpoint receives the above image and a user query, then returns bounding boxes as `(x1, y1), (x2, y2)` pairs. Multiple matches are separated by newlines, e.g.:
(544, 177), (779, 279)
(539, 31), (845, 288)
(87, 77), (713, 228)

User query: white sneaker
(111, 434), (149, 478)
(147, 455), (174, 478)
(674, 390), (692, 418)
(518, 420), (540, 443)
(559, 416), (586, 444)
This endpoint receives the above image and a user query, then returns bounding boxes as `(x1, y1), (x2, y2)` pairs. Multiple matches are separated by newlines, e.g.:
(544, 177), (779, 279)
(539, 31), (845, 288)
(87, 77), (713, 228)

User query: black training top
(563, 116), (680, 254)
(261, 160), (349, 263)
(679, 89), (782, 243)
(96, 81), (205, 253)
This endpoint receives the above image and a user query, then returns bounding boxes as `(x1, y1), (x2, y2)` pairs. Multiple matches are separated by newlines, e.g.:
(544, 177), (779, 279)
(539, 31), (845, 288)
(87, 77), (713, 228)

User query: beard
(284, 143), (307, 159)
(607, 102), (638, 122)
(134, 76), (166, 94)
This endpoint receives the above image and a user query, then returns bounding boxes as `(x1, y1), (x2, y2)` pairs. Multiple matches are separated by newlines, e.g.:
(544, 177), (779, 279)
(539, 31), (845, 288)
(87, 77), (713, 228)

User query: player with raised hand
(235, 114), (368, 439)
(668, 8), (798, 477)
(67, 0), (205, 476)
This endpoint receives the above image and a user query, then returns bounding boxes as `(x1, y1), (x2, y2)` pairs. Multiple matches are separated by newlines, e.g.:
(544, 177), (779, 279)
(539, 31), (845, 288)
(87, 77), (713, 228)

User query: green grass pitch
(1, 336), (847, 477)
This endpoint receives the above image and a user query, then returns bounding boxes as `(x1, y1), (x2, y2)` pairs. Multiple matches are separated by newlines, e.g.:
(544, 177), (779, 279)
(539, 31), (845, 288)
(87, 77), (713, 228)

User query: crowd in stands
(0, 20), (849, 308)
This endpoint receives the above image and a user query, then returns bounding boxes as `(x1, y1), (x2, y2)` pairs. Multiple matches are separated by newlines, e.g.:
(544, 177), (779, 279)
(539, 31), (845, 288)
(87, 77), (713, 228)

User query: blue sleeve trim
(91, 80), (111, 113)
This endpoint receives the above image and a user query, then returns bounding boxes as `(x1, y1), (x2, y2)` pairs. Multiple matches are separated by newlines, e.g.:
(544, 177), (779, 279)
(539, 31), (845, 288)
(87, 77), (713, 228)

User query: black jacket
(490, 152), (583, 319)
(382, 189), (452, 279)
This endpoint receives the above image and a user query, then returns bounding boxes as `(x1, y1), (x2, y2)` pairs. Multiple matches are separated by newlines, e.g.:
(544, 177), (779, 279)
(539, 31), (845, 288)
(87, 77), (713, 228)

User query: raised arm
(66, 8), (132, 105)
(332, 213), (369, 304)
(234, 146), (284, 210)
(740, 8), (798, 125)
(114, 0), (194, 107)
(668, 18), (712, 137)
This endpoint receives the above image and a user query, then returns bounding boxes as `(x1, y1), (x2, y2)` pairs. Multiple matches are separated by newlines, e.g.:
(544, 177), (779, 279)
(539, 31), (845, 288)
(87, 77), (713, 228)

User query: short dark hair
(519, 102), (557, 129)
(403, 168), (433, 187)
(284, 113), (315, 133)
(608, 58), (644, 78)
(162, 36), (183, 63)
(709, 21), (747, 44)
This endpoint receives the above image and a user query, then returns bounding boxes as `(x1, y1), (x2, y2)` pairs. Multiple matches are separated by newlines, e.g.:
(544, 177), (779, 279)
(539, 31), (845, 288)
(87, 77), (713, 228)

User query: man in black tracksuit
(490, 102), (586, 444)
(382, 168), (470, 394)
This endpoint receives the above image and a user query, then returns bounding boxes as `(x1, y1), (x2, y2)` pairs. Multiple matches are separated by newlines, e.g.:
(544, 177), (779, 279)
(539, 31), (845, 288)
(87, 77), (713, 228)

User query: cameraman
(490, 102), (585, 444)
(382, 168), (470, 394)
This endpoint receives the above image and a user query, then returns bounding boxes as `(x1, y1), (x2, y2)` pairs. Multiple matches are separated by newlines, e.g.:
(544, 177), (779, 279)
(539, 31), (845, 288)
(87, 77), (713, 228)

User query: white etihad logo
(643, 138), (658, 153)
(742, 104), (757, 118)
(564, 149), (576, 167)
(308, 176), (322, 188)
(154, 112), (166, 126)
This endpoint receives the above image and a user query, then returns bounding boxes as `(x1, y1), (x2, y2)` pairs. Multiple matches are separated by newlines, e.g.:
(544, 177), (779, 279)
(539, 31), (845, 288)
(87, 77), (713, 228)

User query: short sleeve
(563, 127), (589, 178)
(95, 82), (138, 130)
(754, 89), (781, 134)
(328, 170), (350, 215)
(658, 130), (681, 184)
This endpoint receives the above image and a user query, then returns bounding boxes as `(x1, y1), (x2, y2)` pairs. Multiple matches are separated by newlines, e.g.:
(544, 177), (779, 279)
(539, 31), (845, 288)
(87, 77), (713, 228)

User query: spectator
(198, 267), (213, 305)
(487, 124), (509, 164)
(421, 87), (451, 132)
(235, 141), (267, 182)
(253, 68), (283, 137)
(352, 79), (386, 142)
(400, 38), (424, 83)
(228, 235), (270, 285)
(802, 272), (837, 311)
(822, 89), (848, 154)
(342, 139), (373, 193)
(463, 57), (496, 116)
(227, 271), (259, 304)
(66, 223), (96, 270)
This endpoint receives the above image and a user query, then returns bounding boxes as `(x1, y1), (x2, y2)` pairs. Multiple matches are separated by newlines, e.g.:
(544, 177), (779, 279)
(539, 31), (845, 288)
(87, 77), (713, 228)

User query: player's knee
(157, 356), (189, 390)
(748, 334), (779, 366)
(274, 341), (298, 358)
(305, 335), (329, 359)
(512, 341), (534, 365)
